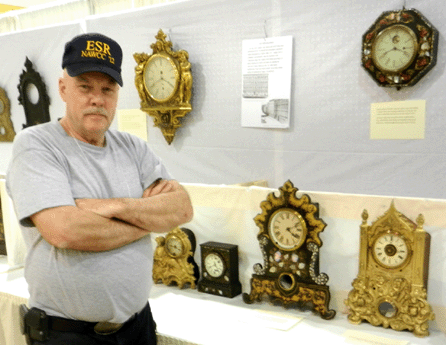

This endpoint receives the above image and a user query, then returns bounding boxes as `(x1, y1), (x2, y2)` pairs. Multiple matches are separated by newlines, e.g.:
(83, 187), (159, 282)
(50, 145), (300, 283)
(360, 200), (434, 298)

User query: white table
(2, 267), (445, 345)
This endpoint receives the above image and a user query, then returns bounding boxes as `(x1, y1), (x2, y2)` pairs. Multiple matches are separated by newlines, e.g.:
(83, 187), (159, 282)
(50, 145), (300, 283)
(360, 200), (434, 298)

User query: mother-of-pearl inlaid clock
(243, 180), (335, 320)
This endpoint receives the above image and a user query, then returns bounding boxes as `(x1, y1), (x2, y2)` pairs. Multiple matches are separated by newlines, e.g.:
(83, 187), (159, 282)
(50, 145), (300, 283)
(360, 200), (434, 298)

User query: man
(6, 33), (193, 345)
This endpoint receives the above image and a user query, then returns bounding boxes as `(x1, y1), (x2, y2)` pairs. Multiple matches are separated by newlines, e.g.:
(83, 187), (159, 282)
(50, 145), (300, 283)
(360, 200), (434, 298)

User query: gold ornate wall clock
(134, 29), (192, 145)
(17, 57), (51, 128)
(0, 87), (15, 142)
(243, 180), (336, 320)
(197, 241), (242, 298)
(345, 202), (434, 337)
(152, 227), (199, 289)
(362, 8), (439, 89)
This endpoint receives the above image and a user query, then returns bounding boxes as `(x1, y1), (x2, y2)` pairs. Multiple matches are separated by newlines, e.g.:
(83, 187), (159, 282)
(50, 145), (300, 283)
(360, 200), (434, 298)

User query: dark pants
(31, 303), (157, 345)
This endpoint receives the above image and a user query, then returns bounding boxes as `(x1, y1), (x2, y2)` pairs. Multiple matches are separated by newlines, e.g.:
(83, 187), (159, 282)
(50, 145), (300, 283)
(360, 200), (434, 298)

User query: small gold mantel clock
(362, 8), (438, 89)
(345, 202), (434, 337)
(243, 180), (336, 320)
(134, 29), (192, 145)
(152, 227), (199, 289)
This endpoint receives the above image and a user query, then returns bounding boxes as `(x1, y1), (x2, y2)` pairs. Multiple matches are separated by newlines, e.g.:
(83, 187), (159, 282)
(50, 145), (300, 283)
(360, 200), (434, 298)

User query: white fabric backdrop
(1, 0), (446, 199)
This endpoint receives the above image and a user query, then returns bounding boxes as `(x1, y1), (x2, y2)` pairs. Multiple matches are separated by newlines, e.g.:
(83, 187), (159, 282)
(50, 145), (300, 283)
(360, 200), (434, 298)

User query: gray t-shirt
(6, 121), (171, 323)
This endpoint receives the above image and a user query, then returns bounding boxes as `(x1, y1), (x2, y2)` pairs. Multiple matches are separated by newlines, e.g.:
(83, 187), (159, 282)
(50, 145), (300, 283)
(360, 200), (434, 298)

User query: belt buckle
(93, 321), (124, 335)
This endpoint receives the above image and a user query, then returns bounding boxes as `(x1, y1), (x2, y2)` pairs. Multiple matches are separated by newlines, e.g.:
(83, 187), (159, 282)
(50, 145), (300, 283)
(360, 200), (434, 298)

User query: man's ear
(58, 77), (67, 102)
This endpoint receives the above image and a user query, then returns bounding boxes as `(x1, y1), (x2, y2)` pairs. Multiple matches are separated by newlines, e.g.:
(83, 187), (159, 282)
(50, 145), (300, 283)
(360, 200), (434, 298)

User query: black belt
(49, 313), (137, 335)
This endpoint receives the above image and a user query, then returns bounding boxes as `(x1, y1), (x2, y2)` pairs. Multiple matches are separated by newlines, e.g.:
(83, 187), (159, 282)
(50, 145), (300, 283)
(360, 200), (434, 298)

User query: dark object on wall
(0, 87), (15, 142)
(361, 8), (439, 90)
(17, 57), (51, 129)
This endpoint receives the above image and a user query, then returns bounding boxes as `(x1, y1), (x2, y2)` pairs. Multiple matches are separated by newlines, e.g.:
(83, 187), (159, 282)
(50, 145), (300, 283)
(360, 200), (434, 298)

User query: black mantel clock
(197, 241), (242, 298)
(243, 180), (336, 320)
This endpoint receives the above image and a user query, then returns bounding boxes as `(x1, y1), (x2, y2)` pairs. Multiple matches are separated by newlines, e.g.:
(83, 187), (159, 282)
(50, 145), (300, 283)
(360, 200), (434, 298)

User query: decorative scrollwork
(345, 276), (434, 337)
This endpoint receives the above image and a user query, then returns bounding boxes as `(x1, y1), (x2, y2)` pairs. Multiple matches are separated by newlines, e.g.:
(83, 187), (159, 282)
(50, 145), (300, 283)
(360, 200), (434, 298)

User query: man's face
(59, 71), (119, 141)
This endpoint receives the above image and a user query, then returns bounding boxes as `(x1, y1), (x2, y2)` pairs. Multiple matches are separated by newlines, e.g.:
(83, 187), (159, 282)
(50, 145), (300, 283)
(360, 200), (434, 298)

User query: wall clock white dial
(372, 24), (418, 73)
(144, 54), (179, 102)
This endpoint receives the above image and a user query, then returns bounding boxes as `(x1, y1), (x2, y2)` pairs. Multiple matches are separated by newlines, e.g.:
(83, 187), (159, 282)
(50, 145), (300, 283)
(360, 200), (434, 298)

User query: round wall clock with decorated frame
(362, 8), (439, 89)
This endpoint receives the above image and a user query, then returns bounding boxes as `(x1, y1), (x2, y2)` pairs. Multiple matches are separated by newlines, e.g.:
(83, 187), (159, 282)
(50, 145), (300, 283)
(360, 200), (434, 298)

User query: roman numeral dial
(144, 54), (179, 102)
(372, 232), (410, 268)
(269, 208), (307, 251)
(371, 24), (418, 74)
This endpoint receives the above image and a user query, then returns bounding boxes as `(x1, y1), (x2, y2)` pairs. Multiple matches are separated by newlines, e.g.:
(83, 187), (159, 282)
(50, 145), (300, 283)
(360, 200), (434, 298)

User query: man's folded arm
(30, 205), (150, 252)
(76, 180), (194, 233)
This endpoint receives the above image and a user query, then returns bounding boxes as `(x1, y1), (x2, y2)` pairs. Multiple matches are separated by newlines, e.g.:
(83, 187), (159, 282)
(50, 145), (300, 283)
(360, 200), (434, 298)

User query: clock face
(373, 232), (409, 268)
(166, 235), (183, 257)
(372, 25), (418, 73)
(269, 208), (307, 251)
(144, 54), (179, 102)
(204, 252), (225, 278)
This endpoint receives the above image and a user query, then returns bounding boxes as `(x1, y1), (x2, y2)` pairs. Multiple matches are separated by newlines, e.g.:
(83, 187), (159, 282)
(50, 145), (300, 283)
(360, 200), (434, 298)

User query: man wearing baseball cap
(7, 33), (193, 345)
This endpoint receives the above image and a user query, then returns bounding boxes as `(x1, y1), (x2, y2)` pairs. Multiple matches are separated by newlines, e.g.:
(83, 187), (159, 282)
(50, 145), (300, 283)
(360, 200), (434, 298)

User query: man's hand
(142, 179), (175, 197)
(76, 179), (176, 218)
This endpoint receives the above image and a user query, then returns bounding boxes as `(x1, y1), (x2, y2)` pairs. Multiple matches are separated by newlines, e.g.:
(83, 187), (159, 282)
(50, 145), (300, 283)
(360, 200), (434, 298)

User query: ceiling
(0, 0), (56, 7)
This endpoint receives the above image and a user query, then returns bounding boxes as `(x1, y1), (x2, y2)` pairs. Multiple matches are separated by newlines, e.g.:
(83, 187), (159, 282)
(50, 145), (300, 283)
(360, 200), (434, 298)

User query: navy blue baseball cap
(62, 33), (123, 86)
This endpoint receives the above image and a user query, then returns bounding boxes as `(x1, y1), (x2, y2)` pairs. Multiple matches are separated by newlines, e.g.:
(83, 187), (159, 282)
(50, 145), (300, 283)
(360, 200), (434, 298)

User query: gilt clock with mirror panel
(345, 202), (434, 337)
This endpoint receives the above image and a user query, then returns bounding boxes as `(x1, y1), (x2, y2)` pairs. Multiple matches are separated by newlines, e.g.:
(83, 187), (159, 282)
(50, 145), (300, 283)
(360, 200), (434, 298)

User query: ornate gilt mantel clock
(134, 29), (192, 145)
(345, 202), (434, 337)
(152, 227), (199, 289)
(362, 8), (438, 89)
(243, 180), (336, 319)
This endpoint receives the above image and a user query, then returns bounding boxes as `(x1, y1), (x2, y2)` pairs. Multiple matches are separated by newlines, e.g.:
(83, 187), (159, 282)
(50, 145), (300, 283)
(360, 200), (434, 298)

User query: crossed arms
(30, 180), (193, 252)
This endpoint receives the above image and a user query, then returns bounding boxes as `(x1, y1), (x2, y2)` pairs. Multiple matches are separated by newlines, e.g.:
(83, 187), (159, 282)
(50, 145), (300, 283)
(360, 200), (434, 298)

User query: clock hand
(285, 226), (300, 239)
(164, 80), (175, 88)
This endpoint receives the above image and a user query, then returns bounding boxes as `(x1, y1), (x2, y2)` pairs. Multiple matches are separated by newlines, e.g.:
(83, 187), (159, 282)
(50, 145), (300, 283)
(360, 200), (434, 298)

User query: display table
(1, 183), (446, 344)
(1, 267), (445, 345)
